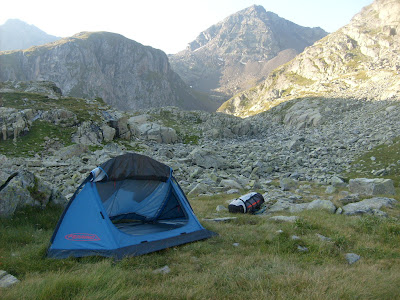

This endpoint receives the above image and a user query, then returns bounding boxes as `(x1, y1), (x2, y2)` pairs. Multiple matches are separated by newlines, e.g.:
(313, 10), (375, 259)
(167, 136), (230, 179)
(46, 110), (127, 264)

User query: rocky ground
(1, 82), (400, 218)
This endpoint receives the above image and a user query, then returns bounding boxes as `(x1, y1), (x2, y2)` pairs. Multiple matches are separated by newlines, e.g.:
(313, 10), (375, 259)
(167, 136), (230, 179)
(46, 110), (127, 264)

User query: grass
(0, 120), (75, 157)
(345, 137), (400, 186)
(1, 191), (400, 299)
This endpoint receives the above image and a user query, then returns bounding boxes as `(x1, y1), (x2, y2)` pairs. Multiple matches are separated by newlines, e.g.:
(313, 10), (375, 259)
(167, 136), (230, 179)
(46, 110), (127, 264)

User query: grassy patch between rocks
(1, 192), (400, 299)
(0, 120), (75, 157)
(346, 137), (400, 186)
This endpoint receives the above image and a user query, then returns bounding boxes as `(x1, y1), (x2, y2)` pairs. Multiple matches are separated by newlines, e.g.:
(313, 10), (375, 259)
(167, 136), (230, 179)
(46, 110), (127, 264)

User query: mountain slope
(170, 5), (327, 101)
(218, 0), (400, 117)
(0, 19), (60, 51)
(0, 31), (214, 111)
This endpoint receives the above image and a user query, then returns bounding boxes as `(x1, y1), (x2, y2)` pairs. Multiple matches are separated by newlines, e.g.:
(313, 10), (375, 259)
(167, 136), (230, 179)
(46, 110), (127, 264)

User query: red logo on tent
(65, 233), (100, 241)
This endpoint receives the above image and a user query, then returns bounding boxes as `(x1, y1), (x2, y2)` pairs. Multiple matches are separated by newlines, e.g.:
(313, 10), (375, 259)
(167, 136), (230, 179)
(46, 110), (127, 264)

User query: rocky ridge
(218, 0), (400, 117)
(170, 5), (327, 101)
(0, 31), (215, 112)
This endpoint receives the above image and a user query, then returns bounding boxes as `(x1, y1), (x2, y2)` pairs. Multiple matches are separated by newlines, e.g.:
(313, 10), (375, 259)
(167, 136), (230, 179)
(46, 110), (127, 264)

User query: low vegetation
(1, 189), (399, 299)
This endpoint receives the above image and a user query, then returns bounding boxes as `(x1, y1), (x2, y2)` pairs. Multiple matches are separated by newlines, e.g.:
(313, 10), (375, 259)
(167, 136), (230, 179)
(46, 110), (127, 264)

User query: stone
(216, 205), (228, 212)
(269, 216), (299, 223)
(56, 144), (88, 160)
(203, 217), (237, 222)
(220, 179), (243, 190)
(291, 235), (301, 240)
(226, 189), (240, 195)
(187, 183), (208, 196)
(153, 265), (171, 274)
(0, 271), (19, 288)
(0, 171), (63, 217)
(297, 245), (309, 252)
(349, 178), (395, 196)
(331, 176), (347, 188)
(101, 124), (116, 142)
(307, 200), (336, 214)
(316, 233), (332, 241)
(342, 197), (397, 216)
(345, 253), (361, 265)
(232, 243), (240, 247)
(280, 177), (299, 191)
(325, 186), (336, 194)
(190, 148), (227, 169)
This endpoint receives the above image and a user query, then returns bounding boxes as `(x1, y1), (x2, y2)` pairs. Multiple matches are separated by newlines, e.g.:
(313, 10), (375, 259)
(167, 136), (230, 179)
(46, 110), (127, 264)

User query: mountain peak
(0, 19), (59, 51)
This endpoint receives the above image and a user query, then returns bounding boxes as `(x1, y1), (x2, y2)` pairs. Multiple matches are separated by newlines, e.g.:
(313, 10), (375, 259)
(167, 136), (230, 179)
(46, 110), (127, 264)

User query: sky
(1, 0), (373, 54)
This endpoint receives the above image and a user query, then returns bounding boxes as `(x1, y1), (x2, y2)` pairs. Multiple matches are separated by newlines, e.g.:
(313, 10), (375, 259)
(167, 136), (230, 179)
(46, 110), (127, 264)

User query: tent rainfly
(47, 153), (216, 259)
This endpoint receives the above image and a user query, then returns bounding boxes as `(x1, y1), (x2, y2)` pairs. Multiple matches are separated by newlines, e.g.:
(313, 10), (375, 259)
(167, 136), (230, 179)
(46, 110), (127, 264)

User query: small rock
(226, 189), (240, 195)
(345, 253), (361, 265)
(203, 217), (237, 222)
(0, 270), (19, 288)
(276, 229), (284, 234)
(269, 216), (299, 223)
(297, 245), (308, 252)
(232, 243), (240, 247)
(291, 235), (301, 240)
(216, 205), (228, 212)
(325, 186), (336, 194)
(153, 265), (171, 274)
(316, 233), (332, 241)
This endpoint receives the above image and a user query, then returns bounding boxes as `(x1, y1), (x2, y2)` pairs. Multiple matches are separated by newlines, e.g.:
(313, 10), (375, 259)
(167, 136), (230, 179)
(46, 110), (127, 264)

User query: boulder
(349, 178), (395, 196)
(190, 148), (227, 169)
(72, 121), (104, 145)
(0, 171), (67, 217)
(342, 197), (397, 216)
(280, 177), (298, 191)
(307, 200), (336, 213)
(220, 179), (243, 190)
(137, 123), (178, 144)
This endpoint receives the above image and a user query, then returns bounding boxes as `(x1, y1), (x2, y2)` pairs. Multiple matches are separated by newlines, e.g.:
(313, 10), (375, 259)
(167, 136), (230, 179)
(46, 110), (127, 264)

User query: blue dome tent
(47, 153), (216, 259)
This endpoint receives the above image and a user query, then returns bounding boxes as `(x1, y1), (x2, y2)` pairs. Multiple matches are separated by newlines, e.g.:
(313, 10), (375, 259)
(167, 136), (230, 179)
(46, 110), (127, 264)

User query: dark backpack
(228, 192), (264, 214)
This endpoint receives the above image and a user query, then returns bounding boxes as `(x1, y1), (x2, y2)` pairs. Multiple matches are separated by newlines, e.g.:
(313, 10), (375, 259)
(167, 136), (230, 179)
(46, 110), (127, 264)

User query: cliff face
(0, 19), (60, 51)
(170, 5), (327, 100)
(218, 0), (400, 117)
(0, 31), (211, 111)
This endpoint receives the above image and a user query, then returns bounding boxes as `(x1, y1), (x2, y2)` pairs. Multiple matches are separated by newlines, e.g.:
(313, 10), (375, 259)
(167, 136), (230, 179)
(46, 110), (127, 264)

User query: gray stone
(269, 216), (299, 223)
(0, 271), (19, 288)
(316, 233), (332, 241)
(349, 178), (395, 196)
(216, 205), (228, 212)
(280, 177), (298, 191)
(325, 186), (336, 194)
(291, 235), (301, 240)
(153, 265), (171, 274)
(297, 245), (309, 252)
(342, 197), (397, 216)
(190, 148), (227, 169)
(101, 124), (116, 142)
(220, 179), (243, 190)
(331, 176), (347, 188)
(345, 253), (361, 265)
(307, 200), (336, 214)
(187, 183), (208, 196)
(203, 217), (237, 222)
(226, 189), (240, 195)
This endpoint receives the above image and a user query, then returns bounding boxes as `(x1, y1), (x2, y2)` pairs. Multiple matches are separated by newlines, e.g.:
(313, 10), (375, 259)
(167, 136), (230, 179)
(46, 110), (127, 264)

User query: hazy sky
(2, 0), (373, 54)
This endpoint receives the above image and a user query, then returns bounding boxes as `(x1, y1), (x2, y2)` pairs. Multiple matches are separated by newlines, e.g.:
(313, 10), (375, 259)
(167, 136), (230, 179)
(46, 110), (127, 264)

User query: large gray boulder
(342, 197), (397, 216)
(137, 123), (178, 144)
(307, 199), (337, 213)
(0, 270), (19, 288)
(349, 178), (395, 196)
(0, 171), (67, 217)
(190, 148), (227, 169)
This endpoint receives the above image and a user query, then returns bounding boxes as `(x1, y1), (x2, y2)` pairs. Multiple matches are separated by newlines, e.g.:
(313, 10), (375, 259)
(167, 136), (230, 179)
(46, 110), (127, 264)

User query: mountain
(0, 19), (60, 51)
(218, 0), (400, 117)
(169, 5), (327, 101)
(0, 31), (215, 111)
